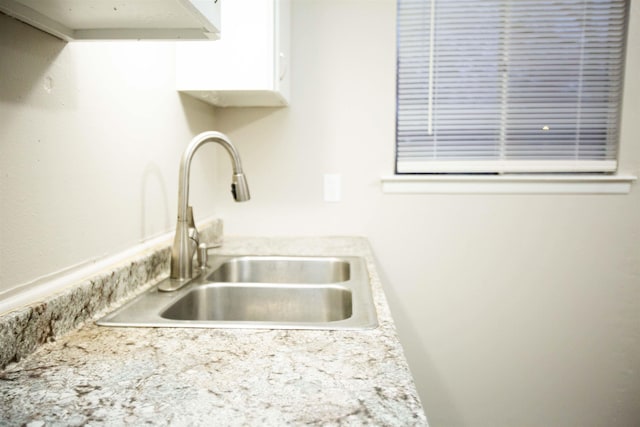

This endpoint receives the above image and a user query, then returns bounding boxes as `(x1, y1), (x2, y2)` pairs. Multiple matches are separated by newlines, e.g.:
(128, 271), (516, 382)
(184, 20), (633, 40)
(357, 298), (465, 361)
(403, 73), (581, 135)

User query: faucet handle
(187, 205), (196, 227)
(186, 206), (199, 242)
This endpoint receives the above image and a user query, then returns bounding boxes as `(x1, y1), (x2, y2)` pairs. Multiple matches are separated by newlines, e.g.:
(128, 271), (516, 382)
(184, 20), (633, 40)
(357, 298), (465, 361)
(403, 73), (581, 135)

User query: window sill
(381, 174), (637, 194)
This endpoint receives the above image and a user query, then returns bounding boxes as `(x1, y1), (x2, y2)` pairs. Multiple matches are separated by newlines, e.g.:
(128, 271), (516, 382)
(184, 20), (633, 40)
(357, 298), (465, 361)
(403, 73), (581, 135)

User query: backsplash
(0, 219), (222, 369)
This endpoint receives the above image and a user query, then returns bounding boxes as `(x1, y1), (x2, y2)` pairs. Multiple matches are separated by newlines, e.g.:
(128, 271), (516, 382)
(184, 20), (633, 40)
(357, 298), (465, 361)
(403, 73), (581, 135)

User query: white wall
(213, 1), (640, 426)
(0, 13), (221, 295)
(1, 2), (639, 425)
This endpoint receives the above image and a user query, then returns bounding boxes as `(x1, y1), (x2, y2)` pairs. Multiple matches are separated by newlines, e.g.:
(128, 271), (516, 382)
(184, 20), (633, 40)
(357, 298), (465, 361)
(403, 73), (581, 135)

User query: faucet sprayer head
(231, 173), (250, 202)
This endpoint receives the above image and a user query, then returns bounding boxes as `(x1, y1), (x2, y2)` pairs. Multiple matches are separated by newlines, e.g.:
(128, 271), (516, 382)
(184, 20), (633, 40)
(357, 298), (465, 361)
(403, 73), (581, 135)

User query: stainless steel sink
(207, 256), (350, 284)
(97, 255), (378, 330)
(161, 283), (352, 322)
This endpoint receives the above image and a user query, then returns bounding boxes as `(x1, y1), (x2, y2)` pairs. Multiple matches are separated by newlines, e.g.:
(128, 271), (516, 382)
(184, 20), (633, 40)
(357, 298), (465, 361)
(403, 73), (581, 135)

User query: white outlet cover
(324, 174), (341, 202)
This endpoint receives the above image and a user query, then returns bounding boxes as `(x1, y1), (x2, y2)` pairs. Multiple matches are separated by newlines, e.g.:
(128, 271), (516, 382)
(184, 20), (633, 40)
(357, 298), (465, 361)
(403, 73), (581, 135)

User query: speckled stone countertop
(0, 237), (427, 426)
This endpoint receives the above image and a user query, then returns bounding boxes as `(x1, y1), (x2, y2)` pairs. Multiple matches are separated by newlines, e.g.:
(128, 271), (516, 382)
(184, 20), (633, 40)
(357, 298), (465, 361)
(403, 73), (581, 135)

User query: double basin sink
(98, 255), (378, 330)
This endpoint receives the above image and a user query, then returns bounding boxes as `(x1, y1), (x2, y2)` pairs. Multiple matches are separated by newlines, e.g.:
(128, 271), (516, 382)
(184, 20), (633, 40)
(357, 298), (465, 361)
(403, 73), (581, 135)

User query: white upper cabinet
(176, 0), (290, 107)
(0, 0), (221, 41)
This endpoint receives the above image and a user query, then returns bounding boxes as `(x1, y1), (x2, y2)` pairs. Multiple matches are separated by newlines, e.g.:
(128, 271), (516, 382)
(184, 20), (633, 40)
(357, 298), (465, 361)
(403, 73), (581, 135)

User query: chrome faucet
(159, 131), (250, 292)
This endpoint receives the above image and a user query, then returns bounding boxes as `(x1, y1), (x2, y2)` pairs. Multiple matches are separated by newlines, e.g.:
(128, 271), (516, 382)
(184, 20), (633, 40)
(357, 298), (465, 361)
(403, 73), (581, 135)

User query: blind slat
(395, 0), (627, 174)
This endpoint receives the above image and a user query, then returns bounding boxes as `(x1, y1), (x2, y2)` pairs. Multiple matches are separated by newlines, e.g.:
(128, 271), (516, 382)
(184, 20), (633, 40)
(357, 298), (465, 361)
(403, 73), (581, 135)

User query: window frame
(394, 0), (631, 179)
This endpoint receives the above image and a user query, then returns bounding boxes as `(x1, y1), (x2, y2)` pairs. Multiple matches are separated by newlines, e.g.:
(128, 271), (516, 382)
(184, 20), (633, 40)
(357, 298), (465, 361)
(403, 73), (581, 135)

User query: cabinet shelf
(0, 0), (221, 41)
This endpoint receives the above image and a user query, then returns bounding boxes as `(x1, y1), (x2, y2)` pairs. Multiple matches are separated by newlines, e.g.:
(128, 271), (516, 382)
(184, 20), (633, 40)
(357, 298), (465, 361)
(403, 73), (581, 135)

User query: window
(395, 0), (628, 175)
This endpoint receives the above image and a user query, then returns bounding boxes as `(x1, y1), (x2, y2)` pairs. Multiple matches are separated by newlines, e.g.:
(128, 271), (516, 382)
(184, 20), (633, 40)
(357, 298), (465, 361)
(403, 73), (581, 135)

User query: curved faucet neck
(169, 131), (249, 283)
(176, 131), (244, 223)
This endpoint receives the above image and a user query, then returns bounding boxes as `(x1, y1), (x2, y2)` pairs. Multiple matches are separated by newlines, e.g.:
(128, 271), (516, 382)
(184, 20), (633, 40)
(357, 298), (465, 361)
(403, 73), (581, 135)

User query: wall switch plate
(324, 173), (341, 202)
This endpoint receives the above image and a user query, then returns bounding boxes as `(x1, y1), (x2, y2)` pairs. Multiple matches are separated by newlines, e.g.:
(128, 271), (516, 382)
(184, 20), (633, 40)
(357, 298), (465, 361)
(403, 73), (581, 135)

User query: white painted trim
(396, 160), (618, 174)
(0, 0), (74, 40)
(381, 174), (637, 194)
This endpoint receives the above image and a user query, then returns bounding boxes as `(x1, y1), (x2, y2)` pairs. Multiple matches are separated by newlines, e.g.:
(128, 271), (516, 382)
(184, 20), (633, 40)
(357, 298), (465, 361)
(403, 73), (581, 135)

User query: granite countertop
(0, 237), (427, 426)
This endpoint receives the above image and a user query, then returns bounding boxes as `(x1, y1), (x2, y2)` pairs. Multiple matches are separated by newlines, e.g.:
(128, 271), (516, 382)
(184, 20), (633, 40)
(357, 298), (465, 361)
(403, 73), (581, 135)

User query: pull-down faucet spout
(162, 131), (250, 290)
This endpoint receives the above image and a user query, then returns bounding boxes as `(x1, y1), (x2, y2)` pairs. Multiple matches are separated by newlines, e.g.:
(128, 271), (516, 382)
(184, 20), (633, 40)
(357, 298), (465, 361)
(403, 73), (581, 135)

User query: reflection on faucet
(159, 131), (250, 292)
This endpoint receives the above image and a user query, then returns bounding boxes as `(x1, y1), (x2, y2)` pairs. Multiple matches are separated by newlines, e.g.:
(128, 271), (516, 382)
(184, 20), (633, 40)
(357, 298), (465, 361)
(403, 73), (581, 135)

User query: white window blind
(396, 0), (628, 174)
